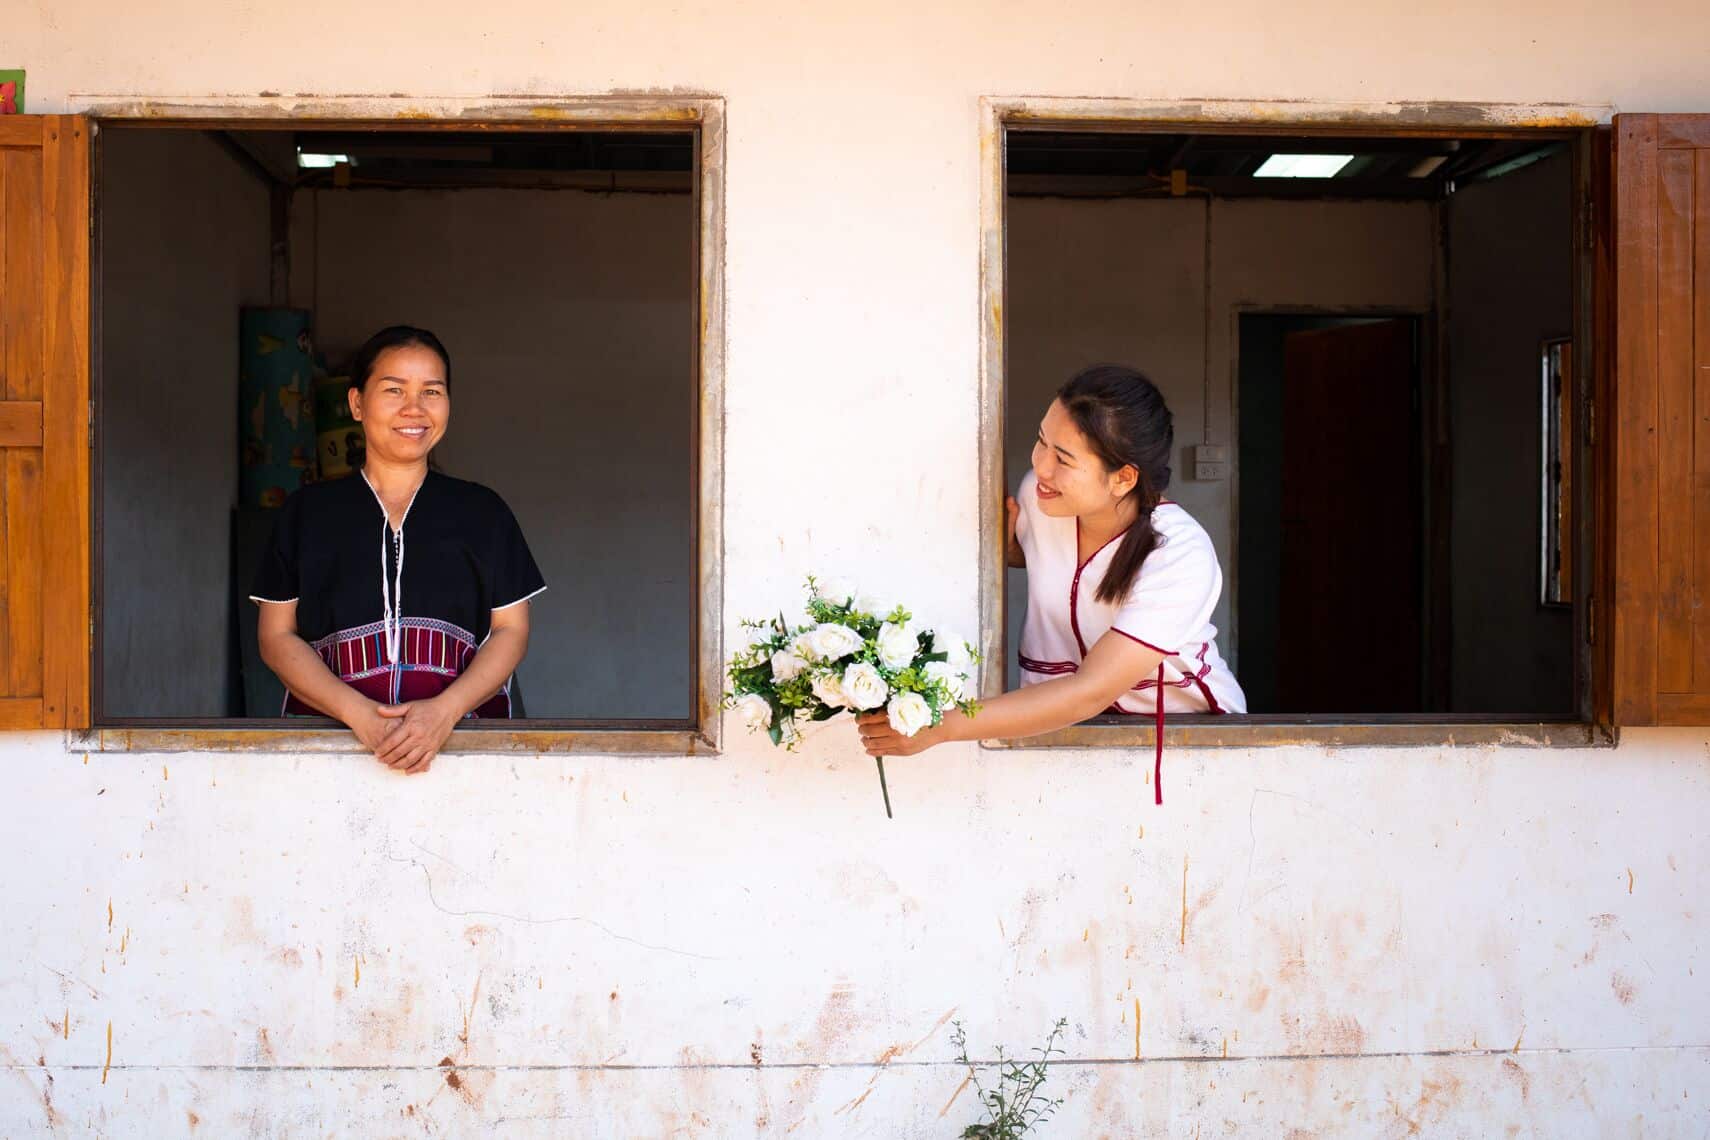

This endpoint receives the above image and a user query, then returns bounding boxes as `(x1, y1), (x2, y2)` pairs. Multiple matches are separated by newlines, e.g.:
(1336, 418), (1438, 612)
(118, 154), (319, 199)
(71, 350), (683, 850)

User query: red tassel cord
(1153, 661), (1165, 806)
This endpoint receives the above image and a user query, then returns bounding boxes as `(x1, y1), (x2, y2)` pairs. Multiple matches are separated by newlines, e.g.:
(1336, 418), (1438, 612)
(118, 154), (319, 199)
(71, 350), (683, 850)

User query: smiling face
(348, 344), (450, 466)
(1030, 397), (1138, 519)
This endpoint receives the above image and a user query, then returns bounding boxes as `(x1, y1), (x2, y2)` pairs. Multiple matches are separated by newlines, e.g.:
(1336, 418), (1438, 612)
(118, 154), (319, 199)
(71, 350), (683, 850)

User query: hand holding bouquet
(725, 577), (979, 816)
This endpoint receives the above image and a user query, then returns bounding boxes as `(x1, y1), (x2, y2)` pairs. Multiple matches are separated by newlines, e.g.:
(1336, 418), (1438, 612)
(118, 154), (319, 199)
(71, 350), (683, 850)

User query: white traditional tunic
(1015, 470), (1246, 722)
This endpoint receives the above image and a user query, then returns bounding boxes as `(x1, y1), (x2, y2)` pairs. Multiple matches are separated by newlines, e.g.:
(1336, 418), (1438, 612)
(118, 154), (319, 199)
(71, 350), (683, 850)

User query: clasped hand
(351, 697), (459, 774)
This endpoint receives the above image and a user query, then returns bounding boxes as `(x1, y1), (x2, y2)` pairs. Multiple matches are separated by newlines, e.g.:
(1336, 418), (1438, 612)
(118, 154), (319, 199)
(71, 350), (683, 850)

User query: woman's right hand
(348, 703), (407, 764)
(1005, 495), (1024, 568)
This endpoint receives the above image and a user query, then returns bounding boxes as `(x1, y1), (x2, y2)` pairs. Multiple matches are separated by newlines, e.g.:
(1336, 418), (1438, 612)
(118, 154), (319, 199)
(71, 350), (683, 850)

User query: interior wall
(1446, 150), (1577, 714)
(291, 187), (696, 719)
(1004, 195), (1435, 683)
(99, 129), (272, 717)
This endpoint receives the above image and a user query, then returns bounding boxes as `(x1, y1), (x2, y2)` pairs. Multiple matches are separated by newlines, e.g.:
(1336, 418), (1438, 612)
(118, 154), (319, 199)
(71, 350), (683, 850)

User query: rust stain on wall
(459, 972), (483, 1045)
(1180, 854), (1190, 945)
(1383, 1071), (1466, 1139)
(1502, 1057), (1532, 1102)
(940, 1072), (974, 1117)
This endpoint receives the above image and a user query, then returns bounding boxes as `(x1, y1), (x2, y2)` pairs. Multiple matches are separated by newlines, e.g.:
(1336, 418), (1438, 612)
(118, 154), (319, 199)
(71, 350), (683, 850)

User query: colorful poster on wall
(238, 308), (319, 507)
(0, 71), (23, 115)
(314, 367), (362, 479)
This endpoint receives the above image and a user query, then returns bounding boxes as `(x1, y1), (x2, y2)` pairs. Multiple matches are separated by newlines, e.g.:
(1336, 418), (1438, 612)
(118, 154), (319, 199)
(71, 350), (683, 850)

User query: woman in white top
(858, 364), (1245, 802)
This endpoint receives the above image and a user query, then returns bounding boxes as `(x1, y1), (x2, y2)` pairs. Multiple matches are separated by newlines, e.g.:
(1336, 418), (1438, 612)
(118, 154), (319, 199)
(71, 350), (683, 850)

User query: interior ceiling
(218, 129), (697, 190)
(213, 127), (1564, 199)
(1006, 131), (1568, 199)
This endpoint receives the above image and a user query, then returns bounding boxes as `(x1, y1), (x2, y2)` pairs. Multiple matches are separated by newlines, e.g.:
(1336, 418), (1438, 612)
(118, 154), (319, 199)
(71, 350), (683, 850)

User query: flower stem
(876, 757), (893, 819)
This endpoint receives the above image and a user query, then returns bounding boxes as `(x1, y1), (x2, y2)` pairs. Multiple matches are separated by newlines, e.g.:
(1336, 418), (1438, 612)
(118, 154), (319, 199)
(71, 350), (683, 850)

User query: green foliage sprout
(952, 1018), (1069, 1139)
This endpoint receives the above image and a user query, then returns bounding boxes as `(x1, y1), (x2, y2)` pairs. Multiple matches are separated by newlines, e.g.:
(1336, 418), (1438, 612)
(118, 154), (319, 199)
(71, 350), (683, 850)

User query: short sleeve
(250, 492), (303, 604)
(487, 497), (547, 611)
(1015, 471), (1038, 547)
(1109, 524), (1222, 654)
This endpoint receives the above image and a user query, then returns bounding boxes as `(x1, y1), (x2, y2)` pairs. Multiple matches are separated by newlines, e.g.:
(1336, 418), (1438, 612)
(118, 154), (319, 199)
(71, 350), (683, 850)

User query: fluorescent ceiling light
(1253, 153), (1354, 178)
(297, 151), (353, 169)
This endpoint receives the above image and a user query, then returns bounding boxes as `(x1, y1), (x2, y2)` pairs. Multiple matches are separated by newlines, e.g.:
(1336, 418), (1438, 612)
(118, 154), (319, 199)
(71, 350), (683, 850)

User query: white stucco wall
(9, 0), (1710, 1135)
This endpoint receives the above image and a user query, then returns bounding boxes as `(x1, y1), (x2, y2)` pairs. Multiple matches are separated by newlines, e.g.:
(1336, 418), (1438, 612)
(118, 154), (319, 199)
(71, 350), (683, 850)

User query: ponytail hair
(1056, 364), (1174, 604)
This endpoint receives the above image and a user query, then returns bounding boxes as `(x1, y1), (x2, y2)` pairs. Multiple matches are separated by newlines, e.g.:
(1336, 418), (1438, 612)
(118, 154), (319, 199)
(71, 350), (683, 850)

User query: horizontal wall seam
(8, 1044), (1708, 1074)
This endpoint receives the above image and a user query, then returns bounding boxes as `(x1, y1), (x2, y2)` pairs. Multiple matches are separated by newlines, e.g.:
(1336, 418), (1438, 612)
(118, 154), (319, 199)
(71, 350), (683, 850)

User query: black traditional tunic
(250, 470), (546, 717)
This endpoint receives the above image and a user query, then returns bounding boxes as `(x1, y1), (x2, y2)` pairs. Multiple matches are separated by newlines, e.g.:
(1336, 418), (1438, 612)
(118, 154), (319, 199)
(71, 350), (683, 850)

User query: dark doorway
(1238, 315), (1423, 713)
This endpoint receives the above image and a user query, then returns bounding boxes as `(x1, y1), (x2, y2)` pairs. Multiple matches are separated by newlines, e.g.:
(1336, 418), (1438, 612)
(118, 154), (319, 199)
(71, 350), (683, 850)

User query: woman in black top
(252, 326), (546, 773)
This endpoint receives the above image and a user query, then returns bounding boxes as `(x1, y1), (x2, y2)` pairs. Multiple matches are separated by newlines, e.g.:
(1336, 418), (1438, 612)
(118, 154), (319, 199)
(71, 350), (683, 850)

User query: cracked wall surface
(4, 730), (1709, 1135)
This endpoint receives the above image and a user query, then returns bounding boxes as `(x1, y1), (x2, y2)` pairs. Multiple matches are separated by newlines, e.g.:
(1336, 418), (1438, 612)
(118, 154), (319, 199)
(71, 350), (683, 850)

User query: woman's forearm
(935, 674), (1117, 744)
(259, 634), (375, 726)
(434, 626), (528, 717)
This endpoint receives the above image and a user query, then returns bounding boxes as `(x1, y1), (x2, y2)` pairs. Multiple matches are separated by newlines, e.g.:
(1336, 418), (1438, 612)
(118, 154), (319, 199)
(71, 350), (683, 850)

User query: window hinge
(1587, 595), (1595, 645)
(88, 401), (95, 447)
(1586, 397), (1595, 449)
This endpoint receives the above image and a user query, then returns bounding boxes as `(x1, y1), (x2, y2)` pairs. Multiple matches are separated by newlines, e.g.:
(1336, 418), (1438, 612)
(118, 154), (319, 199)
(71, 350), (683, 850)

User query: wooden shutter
(0, 116), (90, 730)
(1611, 115), (1710, 724)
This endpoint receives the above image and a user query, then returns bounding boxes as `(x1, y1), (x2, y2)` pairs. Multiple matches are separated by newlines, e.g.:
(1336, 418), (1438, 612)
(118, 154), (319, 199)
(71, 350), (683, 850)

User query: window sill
(72, 721), (716, 756)
(980, 715), (1613, 750)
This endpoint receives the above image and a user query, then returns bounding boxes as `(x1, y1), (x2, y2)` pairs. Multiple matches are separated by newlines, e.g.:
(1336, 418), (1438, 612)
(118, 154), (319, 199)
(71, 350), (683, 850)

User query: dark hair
(1056, 364), (1174, 604)
(346, 325), (452, 394)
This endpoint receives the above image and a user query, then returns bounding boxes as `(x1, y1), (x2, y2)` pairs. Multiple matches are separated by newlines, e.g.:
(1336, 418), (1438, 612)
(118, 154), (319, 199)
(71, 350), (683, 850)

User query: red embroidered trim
(1109, 628), (1173, 655)
(1131, 643), (1213, 690)
(1069, 518), (1132, 656)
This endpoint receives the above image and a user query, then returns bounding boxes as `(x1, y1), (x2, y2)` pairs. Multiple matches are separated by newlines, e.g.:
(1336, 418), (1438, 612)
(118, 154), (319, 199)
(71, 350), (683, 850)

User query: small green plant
(951, 1017), (1069, 1139)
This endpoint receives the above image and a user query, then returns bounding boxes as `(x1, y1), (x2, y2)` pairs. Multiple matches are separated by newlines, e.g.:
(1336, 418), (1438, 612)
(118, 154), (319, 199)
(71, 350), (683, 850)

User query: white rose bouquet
(725, 576), (980, 817)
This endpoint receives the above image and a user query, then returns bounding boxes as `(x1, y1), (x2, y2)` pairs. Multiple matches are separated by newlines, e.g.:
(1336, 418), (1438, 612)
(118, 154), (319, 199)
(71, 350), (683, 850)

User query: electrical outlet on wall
(1191, 444), (1229, 481)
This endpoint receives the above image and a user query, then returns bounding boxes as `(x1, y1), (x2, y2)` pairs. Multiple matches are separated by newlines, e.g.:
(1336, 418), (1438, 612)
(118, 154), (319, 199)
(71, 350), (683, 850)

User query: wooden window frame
(0, 116), (91, 732)
(976, 97), (1612, 750)
(1608, 114), (1710, 725)
(68, 96), (726, 756)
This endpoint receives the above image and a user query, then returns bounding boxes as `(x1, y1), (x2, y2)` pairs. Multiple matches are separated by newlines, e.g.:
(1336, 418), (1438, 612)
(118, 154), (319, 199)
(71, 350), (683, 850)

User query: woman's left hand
(856, 711), (939, 758)
(373, 697), (461, 773)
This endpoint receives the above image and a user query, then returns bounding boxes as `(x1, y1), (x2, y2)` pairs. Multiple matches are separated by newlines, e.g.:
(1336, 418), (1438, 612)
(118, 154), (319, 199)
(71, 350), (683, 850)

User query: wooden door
(1277, 318), (1422, 712)
(1611, 115), (1710, 724)
(0, 116), (90, 729)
